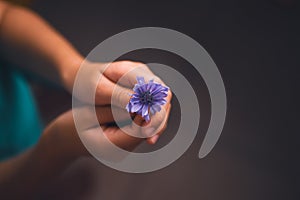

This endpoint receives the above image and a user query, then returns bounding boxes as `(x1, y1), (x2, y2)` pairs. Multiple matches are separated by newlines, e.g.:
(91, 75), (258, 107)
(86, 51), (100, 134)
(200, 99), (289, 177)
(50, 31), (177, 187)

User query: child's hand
(37, 106), (147, 163)
(62, 60), (172, 144)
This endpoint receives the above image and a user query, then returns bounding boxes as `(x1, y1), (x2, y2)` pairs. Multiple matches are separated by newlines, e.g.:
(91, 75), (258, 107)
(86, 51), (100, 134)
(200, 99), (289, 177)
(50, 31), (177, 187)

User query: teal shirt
(0, 66), (42, 160)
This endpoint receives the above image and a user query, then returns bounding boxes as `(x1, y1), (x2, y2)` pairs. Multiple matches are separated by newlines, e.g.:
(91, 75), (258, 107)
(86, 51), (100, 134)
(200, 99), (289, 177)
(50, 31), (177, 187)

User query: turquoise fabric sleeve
(0, 67), (43, 161)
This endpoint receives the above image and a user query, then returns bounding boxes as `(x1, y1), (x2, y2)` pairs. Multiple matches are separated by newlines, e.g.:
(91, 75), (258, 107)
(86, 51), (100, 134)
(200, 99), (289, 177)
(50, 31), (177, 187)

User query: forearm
(0, 1), (83, 86)
(0, 143), (73, 199)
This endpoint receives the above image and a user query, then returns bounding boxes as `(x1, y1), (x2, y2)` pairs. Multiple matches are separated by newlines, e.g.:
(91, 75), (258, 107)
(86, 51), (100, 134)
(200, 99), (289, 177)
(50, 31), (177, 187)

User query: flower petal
(152, 99), (167, 105)
(133, 84), (140, 92)
(140, 84), (148, 93)
(150, 84), (161, 94)
(146, 79), (154, 91)
(130, 97), (140, 104)
(131, 103), (143, 113)
(137, 76), (145, 85)
(150, 104), (161, 114)
(152, 92), (168, 99)
(126, 103), (132, 112)
(142, 104), (149, 117)
(149, 82), (156, 92)
(152, 104), (162, 112)
(144, 114), (150, 122)
(126, 76), (169, 121)
(151, 84), (168, 96)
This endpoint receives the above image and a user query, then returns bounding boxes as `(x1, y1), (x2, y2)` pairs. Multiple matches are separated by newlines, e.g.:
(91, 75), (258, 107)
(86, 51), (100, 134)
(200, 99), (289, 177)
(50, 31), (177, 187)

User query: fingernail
(150, 135), (160, 144)
(144, 128), (156, 137)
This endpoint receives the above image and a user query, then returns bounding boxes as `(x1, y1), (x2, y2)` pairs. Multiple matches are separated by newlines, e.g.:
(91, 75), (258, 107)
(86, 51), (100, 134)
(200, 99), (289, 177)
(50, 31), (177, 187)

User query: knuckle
(119, 61), (141, 70)
(134, 61), (148, 69)
(122, 60), (135, 65)
(96, 84), (107, 99)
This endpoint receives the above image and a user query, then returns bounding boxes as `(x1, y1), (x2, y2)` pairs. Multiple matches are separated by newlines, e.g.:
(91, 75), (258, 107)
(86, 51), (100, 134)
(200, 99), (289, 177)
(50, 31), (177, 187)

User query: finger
(147, 105), (171, 144)
(102, 61), (152, 88)
(79, 113), (145, 162)
(109, 61), (173, 115)
(142, 101), (171, 137)
(110, 84), (133, 108)
(73, 105), (132, 131)
(100, 61), (172, 110)
(132, 114), (146, 127)
(102, 61), (167, 89)
(104, 114), (145, 151)
(96, 75), (133, 108)
(95, 106), (131, 124)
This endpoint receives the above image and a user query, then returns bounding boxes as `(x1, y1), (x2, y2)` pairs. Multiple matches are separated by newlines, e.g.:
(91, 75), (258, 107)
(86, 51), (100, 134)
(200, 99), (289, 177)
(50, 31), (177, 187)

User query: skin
(0, 1), (172, 199)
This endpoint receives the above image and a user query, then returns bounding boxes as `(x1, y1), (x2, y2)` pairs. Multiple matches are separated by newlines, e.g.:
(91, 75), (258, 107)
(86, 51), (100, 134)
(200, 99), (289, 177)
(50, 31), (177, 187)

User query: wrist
(58, 54), (84, 93)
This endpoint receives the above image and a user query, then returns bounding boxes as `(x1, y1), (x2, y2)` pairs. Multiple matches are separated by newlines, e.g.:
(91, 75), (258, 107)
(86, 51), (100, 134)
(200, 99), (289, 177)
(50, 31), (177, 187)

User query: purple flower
(126, 76), (169, 122)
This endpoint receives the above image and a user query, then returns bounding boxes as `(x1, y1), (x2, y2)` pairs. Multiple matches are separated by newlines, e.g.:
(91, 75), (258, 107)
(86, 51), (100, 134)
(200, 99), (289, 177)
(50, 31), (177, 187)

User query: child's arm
(0, 1), (83, 84)
(0, 0), (172, 144)
(0, 105), (146, 199)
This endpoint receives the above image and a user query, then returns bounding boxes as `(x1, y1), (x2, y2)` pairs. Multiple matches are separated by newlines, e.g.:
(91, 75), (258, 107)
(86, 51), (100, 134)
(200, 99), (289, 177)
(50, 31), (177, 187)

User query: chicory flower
(126, 76), (169, 122)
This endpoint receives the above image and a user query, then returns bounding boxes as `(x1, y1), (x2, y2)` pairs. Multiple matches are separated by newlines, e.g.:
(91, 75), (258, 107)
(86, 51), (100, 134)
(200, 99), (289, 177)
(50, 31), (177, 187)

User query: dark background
(28, 0), (299, 199)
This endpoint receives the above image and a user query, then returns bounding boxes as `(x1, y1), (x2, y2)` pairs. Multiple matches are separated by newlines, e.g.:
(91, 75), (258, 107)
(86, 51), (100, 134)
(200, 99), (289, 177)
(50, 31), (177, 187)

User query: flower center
(139, 91), (153, 104)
